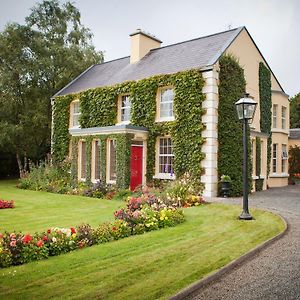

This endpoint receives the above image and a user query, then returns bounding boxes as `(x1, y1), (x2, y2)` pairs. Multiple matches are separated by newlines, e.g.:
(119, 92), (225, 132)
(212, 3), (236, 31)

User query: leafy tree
(290, 92), (300, 128)
(0, 0), (103, 177)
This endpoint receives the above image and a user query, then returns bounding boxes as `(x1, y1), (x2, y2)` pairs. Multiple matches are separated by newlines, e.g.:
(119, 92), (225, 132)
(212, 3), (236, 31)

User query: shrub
(93, 223), (114, 244)
(0, 199), (14, 209)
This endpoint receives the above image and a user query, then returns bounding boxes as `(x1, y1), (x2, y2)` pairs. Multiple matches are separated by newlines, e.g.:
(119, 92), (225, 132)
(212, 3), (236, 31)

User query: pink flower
(10, 240), (16, 247)
(42, 235), (48, 242)
(36, 240), (44, 247)
(0, 233), (3, 239)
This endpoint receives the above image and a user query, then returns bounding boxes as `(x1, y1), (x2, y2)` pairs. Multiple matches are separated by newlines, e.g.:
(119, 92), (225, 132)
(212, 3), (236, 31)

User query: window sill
(155, 117), (175, 123)
(271, 128), (289, 134)
(269, 173), (289, 178)
(116, 121), (130, 126)
(153, 174), (176, 180)
(107, 180), (116, 184)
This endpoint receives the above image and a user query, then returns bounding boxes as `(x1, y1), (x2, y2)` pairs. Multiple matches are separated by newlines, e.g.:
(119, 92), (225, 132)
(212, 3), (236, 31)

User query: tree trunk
(16, 153), (27, 178)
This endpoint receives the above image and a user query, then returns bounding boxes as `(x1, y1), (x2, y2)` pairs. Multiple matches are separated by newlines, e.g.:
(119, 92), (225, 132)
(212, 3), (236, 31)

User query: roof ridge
(149, 26), (244, 53)
(95, 55), (130, 66)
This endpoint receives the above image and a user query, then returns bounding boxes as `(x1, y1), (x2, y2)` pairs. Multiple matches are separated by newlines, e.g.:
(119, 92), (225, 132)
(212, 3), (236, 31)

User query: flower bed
(0, 199), (14, 209)
(0, 194), (186, 268)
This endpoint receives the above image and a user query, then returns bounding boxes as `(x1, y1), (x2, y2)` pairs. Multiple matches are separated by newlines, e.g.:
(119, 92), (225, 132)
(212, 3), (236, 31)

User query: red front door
(130, 146), (143, 191)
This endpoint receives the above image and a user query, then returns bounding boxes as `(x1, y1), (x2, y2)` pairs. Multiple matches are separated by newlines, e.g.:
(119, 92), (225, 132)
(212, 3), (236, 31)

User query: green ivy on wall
(218, 55), (252, 196)
(259, 62), (272, 177)
(255, 137), (263, 191)
(52, 69), (206, 189)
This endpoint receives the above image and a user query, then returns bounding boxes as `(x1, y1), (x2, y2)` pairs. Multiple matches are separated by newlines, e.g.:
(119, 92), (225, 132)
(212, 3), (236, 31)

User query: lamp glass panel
(236, 103), (244, 120)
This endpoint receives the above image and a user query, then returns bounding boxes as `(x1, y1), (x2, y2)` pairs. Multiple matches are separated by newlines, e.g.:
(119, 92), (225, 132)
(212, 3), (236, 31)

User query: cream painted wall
(225, 28), (289, 189)
(289, 139), (300, 148)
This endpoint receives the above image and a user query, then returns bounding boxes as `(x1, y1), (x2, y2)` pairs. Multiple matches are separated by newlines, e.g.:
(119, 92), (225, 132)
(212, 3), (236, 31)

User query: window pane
(121, 95), (131, 122)
(160, 89), (174, 118)
(158, 137), (174, 174)
(109, 140), (116, 181)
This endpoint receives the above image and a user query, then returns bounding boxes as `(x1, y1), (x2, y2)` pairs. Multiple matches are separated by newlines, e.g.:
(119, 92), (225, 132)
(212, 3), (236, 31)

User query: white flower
(52, 237), (57, 243)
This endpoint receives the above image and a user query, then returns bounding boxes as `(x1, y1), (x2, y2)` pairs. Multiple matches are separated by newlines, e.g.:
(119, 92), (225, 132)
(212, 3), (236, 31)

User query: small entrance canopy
(69, 124), (148, 140)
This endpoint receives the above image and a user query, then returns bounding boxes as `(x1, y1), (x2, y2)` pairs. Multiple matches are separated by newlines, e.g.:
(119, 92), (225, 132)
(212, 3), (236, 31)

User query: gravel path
(186, 185), (300, 300)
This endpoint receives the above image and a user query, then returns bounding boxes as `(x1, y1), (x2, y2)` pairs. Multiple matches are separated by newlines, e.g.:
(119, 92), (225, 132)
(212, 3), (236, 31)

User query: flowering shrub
(293, 173), (300, 179)
(0, 192), (186, 268)
(0, 199), (14, 209)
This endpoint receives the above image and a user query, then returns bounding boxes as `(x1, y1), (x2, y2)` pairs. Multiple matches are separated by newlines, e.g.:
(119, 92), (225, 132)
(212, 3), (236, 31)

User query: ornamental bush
(0, 192), (186, 268)
(0, 199), (14, 209)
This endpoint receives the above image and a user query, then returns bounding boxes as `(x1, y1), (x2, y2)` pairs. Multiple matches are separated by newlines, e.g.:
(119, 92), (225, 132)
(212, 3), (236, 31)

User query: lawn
(0, 180), (285, 299)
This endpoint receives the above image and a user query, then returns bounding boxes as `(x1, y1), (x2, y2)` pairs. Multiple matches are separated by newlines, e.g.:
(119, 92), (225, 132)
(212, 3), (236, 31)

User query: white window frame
(281, 144), (288, 173)
(70, 100), (81, 128)
(120, 95), (131, 124)
(272, 104), (277, 128)
(154, 136), (175, 180)
(281, 106), (286, 130)
(272, 143), (277, 174)
(156, 87), (175, 122)
(106, 139), (116, 184)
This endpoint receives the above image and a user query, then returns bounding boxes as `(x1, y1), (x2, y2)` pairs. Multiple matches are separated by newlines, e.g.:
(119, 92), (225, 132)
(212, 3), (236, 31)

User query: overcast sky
(0, 0), (299, 96)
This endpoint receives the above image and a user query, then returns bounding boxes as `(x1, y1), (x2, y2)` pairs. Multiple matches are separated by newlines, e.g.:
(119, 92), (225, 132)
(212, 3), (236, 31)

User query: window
(281, 144), (287, 173)
(120, 95), (131, 122)
(71, 101), (81, 127)
(158, 137), (174, 176)
(79, 141), (87, 180)
(272, 144), (277, 173)
(107, 139), (116, 182)
(93, 140), (101, 181)
(273, 104), (277, 128)
(158, 88), (174, 120)
(281, 106), (286, 129)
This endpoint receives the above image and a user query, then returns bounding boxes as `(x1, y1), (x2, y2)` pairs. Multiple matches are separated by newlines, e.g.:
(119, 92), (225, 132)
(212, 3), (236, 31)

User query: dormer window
(70, 100), (81, 128)
(156, 88), (174, 122)
(118, 95), (131, 124)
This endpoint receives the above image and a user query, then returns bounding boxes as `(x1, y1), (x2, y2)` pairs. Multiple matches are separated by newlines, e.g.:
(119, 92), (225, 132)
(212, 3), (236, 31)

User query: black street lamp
(235, 93), (257, 220)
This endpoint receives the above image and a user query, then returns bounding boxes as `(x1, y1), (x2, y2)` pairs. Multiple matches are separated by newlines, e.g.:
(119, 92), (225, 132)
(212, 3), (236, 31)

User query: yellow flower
(160, 216), (164, 220)
(72, 233), (76, 238)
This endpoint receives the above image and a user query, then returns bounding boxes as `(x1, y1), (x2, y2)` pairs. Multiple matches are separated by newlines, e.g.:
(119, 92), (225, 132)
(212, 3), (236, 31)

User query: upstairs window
(281, 106), (286, 129)
(272, 104), (277, 128)
(70, 101), (81, 128)
(158, 88), (174, 121)
(120, 95), (131, 123)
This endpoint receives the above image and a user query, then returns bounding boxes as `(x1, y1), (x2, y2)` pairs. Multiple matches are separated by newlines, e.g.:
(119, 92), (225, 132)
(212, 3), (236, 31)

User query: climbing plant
(218, 55), (251, 196)
(259, 62), (272, 177)
(255, 137), (263, 191)
(52, 69), (206, 189)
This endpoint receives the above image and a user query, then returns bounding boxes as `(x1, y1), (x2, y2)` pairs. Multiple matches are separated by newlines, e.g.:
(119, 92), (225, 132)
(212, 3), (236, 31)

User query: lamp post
(235, 93), (257, 220)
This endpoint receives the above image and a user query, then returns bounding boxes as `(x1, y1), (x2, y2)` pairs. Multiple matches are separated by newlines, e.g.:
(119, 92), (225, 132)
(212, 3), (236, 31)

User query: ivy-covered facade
(51, 26), (289, 197)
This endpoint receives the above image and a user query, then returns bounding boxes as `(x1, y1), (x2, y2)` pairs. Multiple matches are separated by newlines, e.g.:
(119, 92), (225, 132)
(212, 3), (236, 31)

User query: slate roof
(54, 27), (244, 97)
(289, 129), (300, 139)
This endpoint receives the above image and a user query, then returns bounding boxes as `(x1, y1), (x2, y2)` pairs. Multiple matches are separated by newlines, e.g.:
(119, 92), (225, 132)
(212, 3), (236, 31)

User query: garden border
(169, 211), (288, 300)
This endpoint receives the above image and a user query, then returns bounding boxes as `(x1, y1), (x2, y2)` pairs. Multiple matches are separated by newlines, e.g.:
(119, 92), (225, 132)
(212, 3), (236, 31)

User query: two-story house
(51, 27), (289, 197)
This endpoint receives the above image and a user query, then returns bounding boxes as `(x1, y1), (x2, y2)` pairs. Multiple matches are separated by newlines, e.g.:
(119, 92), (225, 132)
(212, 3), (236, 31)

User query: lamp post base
(239, 211), (253, 220)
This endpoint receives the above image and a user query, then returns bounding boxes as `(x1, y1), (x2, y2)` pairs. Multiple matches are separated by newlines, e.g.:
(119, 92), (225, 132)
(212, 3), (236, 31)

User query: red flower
(42, 235), (48, 242)
(22, 234), (33, 244)
(70, 227), (76, 234)
(36, 240), (44, 247)
(0, 233), (3, 239)
(112, 226), (117, 231)
(47, 229), (51, 234)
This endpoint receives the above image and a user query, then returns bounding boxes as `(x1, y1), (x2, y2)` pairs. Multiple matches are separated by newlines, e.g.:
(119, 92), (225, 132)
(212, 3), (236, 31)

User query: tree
(290, 92), (300, 128)
(0, 0), (103, 177)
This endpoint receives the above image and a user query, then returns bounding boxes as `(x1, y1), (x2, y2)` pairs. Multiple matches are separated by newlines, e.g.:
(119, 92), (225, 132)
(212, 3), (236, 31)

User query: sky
(0, 0), (299, 97)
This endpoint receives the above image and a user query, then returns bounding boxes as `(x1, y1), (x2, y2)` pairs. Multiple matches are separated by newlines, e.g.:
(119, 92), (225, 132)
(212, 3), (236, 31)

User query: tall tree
(290, 92), (300, 128)
(0, 0), (103, 177)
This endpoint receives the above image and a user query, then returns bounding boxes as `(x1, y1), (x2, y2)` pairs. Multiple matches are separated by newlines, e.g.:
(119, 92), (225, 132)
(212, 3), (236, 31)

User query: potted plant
(220, 175), (231, 197)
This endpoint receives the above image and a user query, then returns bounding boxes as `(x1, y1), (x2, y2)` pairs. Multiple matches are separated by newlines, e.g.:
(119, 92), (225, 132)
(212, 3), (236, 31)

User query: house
(289, 129), (300, 148)
(51, 27), (289, 197)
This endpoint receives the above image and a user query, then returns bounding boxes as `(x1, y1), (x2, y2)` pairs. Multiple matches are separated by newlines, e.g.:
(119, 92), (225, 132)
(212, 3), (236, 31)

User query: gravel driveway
(186, 185), (300, 300)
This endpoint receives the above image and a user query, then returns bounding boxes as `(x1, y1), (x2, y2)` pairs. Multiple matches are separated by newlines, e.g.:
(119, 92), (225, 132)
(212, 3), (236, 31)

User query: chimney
(130, 29), (162, 64)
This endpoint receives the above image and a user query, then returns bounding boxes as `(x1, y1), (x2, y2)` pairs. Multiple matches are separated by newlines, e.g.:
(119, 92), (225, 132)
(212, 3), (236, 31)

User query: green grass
(0, 180), (285, 299)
